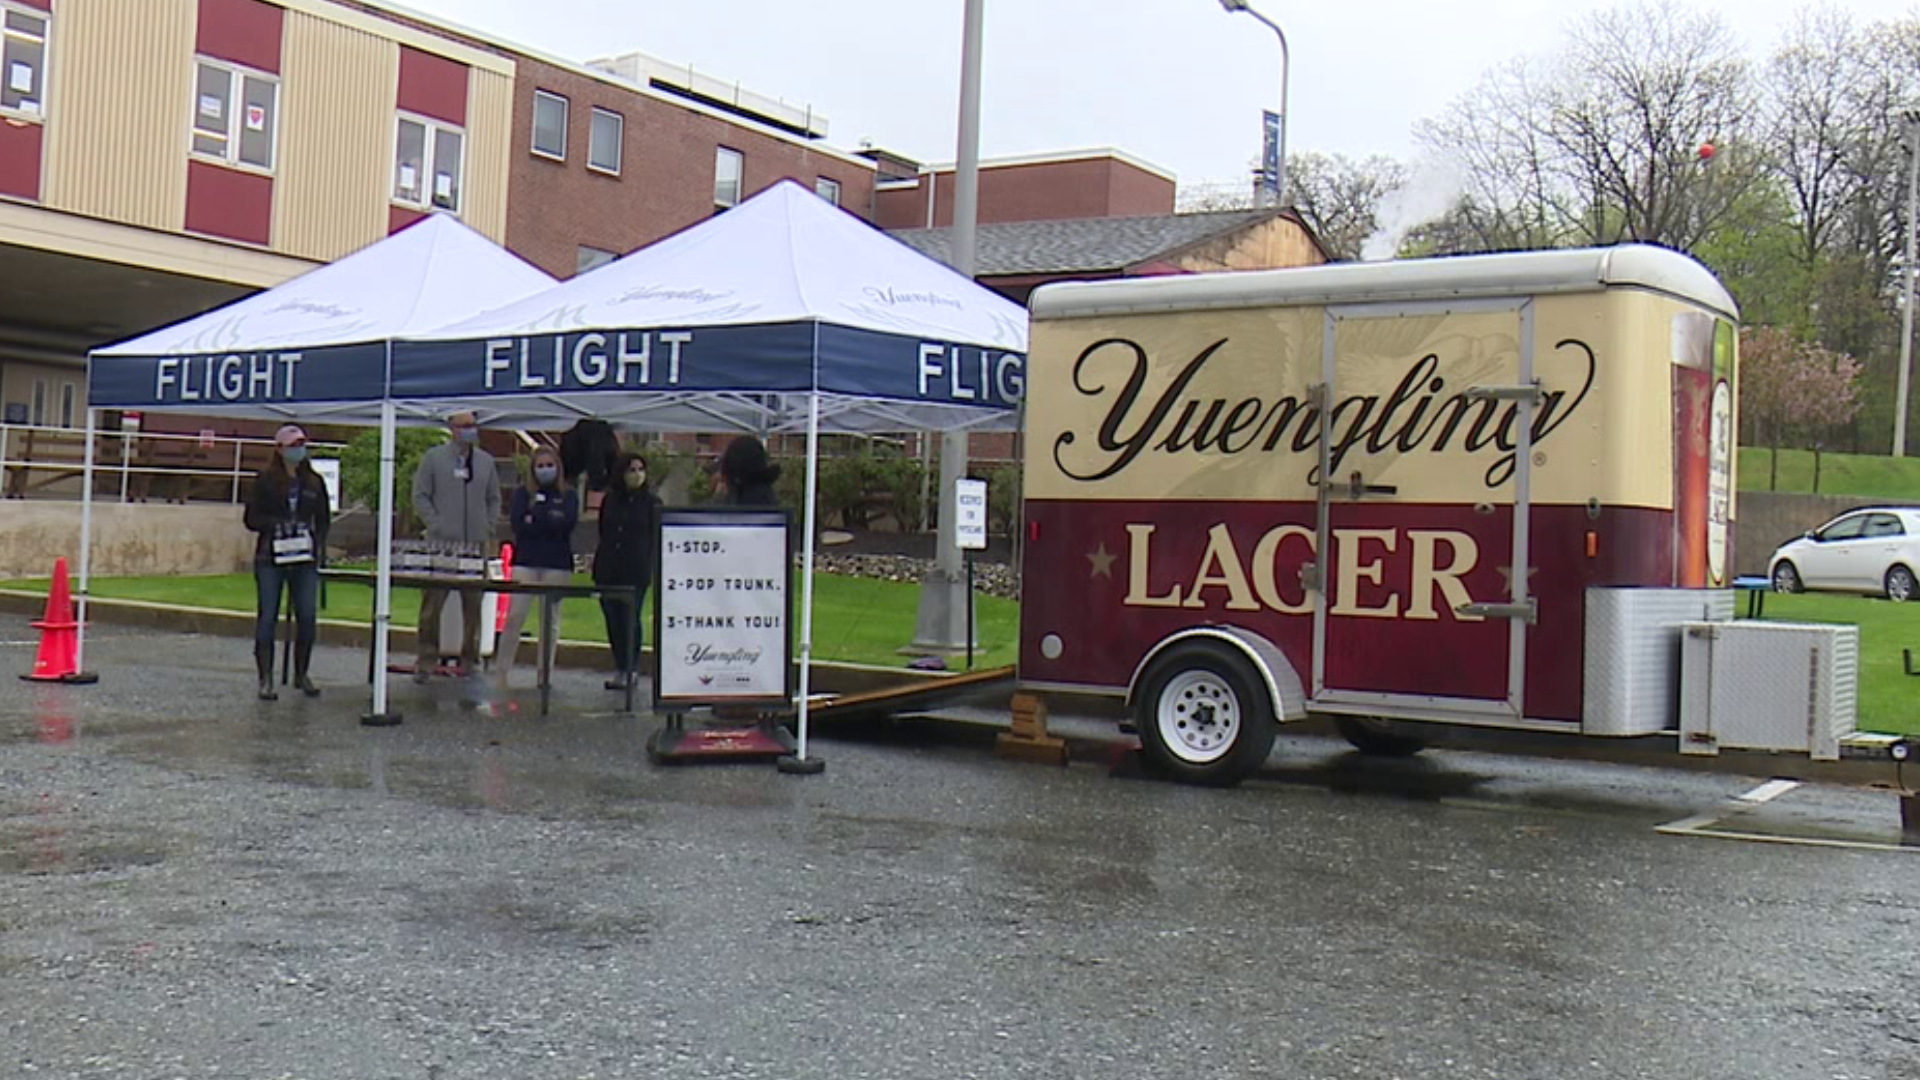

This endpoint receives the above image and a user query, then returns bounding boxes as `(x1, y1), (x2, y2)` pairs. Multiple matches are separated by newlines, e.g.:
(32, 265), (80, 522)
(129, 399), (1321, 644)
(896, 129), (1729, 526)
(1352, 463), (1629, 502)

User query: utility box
(1583, 587), (1735, 736)
(1678, 622), (1858, 760)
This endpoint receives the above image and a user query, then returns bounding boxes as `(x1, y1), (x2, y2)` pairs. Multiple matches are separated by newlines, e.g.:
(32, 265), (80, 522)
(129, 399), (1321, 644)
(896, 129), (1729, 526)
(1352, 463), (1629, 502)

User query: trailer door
(1312, 299), (1538, 723)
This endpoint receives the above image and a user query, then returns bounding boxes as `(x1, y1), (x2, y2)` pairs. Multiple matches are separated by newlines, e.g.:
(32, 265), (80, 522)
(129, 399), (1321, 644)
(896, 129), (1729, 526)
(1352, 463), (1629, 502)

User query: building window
(576, 245), (617, 275)
(192, 59), (278, 170)
(1, 6), (47, 119)
(588, 108), (622, 175)
(394, 114), (464, 213)
(816, 177), (841, 207)
(714, 147), (743, 208)
(30, 377), (44, 427)
(59, 382), (73, 428)
(532, 90), (567, 160)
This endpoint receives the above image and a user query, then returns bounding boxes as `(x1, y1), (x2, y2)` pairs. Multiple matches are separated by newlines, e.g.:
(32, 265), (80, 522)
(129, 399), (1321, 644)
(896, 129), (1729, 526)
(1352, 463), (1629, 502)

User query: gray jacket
(411, 441), (502, 545)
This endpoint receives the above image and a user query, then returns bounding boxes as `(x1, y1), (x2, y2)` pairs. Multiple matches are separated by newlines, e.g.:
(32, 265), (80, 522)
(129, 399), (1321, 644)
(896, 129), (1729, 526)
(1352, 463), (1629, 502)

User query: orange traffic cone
(21, 557), (97, 685)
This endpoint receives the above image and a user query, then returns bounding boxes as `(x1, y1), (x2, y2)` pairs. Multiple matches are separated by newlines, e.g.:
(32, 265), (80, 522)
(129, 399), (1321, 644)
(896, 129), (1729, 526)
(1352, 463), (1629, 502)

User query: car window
(1819, 515), (1867, 541)
(1867, 514), (1906, 538)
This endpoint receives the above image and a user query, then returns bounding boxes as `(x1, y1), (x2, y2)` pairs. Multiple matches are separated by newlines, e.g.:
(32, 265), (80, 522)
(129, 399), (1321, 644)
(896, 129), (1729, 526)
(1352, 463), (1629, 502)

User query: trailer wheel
(1887, 565), (1916, 603)
(1332, 716), (1427, 758)
(1135, 644), (1276, 786)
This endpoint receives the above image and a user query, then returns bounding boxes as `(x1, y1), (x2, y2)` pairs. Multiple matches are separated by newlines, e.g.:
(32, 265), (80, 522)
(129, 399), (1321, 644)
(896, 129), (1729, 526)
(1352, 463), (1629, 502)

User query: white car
(1768, 506), (1920, 601)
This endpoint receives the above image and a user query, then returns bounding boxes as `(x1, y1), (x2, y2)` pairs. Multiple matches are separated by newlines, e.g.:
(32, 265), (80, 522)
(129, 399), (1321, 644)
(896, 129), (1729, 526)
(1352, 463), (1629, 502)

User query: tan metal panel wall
(41, 0), (195, 231)
(462, 67), (512, 244)
(273, 13), (395, 261)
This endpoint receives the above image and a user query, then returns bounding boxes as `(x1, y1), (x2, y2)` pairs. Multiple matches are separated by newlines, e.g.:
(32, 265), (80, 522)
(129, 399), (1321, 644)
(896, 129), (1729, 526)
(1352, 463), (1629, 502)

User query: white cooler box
(1677, 621), (1859, 760)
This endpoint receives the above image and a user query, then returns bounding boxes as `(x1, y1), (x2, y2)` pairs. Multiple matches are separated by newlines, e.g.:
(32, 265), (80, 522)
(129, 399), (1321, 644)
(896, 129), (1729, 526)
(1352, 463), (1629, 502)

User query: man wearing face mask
(593, 450), (662, 690)
(411, 410), (501, 681)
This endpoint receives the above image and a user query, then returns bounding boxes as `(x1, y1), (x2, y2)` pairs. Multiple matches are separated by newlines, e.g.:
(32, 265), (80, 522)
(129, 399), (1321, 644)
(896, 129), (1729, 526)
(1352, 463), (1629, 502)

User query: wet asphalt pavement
(2, 615), (1918, 1080)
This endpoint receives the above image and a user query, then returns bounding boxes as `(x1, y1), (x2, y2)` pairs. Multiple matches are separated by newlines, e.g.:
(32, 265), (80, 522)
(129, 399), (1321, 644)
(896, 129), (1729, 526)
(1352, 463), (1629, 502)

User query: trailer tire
(1332, 716), (1427, 758)
(1135, 643), (1276, 787)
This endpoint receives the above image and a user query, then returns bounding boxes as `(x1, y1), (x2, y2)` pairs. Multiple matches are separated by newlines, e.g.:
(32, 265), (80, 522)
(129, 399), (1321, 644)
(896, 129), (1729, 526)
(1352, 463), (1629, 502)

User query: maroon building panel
(10, 0), (49, 10)
(874, 157), (1176, 230)
(0, 120), (42, 201)
(389, 205), (427, 235)
(185, 160), (272, 246)
(398, 45), (467, 126)
(501, 56), (874, 280)
(196, 0), (283, 73)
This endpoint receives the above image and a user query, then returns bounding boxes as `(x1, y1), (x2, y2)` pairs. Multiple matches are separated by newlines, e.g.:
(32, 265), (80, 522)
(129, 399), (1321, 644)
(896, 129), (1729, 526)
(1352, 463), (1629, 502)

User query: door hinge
(1456, 599), (1538, 623)
(1299, 561), (1321, 592)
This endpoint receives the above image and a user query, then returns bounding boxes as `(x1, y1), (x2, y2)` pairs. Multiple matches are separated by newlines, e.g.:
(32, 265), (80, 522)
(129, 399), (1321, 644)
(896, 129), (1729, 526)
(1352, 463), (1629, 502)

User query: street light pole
(1218, 0), (1289, 207)
(1897, 111), (1920, 458)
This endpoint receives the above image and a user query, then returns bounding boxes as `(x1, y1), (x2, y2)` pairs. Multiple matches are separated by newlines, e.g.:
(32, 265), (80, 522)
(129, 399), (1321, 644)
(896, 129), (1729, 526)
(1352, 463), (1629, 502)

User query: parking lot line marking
(1659, 825), (1918, 855)
(1734, 779), (1802, 805)
(1657, 779), (1802, 837)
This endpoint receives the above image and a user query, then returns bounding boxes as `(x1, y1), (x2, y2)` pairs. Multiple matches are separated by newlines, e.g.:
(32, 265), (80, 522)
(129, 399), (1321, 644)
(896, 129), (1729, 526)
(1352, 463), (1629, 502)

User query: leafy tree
(1739, 325), (1862, 490)
(338, 426), (447, 534)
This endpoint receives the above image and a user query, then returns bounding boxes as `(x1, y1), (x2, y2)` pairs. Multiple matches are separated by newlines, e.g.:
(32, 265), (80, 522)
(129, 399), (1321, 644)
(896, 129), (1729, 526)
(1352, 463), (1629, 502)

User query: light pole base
(909, 569), (977, 653)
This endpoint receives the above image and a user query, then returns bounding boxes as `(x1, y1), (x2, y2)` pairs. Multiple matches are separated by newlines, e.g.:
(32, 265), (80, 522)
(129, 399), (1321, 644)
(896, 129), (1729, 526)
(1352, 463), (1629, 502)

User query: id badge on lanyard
(273, 522), (315, 565)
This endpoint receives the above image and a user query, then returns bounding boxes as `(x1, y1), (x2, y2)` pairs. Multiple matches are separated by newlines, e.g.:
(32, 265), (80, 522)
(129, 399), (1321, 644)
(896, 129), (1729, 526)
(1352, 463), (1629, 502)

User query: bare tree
(1764, 7), (1875, 269)
(1285, 151), (1406, 261)
(1544, 1), (1758, 250)
(1414, 57), (1569, 251)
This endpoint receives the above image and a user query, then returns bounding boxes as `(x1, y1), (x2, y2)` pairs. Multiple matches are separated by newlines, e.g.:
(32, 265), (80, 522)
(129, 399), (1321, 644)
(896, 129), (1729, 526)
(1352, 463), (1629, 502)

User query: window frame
(0, 2), (49, 122)
(58, 382), (73, 429)
(587, 107), (623, 176)
(190, 56), (280, 174)
(29, 377), (45, 427)
(714, 146), (743, 209)
(392, 111), (466, 215)
(815, 177), (841, 207)
(531, 89), (568, 162)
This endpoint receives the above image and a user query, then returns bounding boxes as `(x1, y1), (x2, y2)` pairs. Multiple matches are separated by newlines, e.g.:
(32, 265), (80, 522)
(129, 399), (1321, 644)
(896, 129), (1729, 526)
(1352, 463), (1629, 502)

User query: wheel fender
(1127, 626), (1307, 722)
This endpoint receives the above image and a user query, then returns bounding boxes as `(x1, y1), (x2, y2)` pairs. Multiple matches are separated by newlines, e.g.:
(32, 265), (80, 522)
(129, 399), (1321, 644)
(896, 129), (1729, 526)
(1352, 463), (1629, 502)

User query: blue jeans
(255, 561), (319, 648)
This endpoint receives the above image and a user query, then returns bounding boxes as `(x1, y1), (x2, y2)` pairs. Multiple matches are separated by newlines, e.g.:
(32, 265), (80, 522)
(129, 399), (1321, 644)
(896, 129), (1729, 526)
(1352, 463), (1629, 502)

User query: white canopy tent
(87, 182), (1029, 753)
(84, 214), (556, 715)
(394, 180), (1029, 760)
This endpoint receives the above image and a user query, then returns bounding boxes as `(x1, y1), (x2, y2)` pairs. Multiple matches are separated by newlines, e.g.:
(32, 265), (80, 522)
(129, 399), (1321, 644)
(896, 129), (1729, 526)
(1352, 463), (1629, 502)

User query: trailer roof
(1029, 243), (1738, 322)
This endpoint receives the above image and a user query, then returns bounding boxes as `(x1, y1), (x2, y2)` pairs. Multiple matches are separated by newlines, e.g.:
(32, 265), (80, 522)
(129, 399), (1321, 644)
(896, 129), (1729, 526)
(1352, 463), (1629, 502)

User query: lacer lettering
(1124, 523), (1483, 622)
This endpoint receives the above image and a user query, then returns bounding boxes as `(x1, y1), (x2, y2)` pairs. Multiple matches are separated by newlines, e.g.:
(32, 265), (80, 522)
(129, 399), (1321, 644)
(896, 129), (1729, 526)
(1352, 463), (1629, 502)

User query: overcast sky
(400, 0), (1918, 192)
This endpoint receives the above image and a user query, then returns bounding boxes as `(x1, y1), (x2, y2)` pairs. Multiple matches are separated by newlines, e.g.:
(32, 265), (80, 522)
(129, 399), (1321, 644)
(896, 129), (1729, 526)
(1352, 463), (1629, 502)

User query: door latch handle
(1299, 561), (1321, 592)
(1321, 471), (1398, 500)
(1456, 599), (1537, 623)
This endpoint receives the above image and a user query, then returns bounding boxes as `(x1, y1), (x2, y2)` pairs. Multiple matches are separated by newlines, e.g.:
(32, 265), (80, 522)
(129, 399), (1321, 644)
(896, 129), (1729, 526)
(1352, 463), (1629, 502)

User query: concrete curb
(0, 588), (967, 699)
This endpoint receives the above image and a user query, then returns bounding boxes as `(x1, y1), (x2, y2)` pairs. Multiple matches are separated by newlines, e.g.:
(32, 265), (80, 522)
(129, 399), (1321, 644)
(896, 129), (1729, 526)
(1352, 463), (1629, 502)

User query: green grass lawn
(1738, 446), (1920, 500)
(1760, 592), (1920, 736)
(5, 570), (1020, 671)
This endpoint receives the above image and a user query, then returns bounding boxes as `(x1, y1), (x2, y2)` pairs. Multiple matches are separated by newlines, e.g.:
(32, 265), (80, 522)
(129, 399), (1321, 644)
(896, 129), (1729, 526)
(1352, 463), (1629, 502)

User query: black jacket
(729, 480), (779, 508)
(243, 468), (332, 566)
(593, 486), (661, 588)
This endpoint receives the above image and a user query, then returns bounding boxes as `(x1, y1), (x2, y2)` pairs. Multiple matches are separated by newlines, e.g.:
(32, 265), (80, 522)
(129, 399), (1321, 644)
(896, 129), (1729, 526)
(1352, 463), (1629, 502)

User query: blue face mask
(533, 465), (559, 486)
(454, 427), (479, 445)
(282, 446), (307, 466)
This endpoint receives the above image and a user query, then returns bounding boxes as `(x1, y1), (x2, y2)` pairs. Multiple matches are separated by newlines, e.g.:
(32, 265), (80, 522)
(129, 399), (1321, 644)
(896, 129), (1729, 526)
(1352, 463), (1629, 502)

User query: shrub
(337, 426), (447, 533)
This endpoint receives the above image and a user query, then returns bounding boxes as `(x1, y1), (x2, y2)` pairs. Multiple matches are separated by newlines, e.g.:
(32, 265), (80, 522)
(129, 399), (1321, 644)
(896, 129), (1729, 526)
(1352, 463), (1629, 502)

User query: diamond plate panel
(1678, 622), (1859, 760)
(1582, 588), (1735, 736)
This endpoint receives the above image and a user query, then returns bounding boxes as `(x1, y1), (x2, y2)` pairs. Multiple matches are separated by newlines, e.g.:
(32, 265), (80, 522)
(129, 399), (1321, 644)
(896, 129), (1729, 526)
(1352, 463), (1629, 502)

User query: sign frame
(955, 477), (988, 552)
(651, 506), (795, 712)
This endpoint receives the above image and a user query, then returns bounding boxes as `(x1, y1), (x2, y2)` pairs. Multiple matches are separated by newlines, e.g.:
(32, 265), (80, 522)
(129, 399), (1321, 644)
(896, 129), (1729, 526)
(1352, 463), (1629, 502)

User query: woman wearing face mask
(593, 450), (662, 690)
(494, 446), (578, 692)
(242, 425), (332, 701)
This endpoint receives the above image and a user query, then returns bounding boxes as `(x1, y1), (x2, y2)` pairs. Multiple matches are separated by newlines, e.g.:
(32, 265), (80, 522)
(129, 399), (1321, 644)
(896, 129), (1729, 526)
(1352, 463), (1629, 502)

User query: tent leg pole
(778, 392), (825, 776)
(73, 407), (98, 679)
(362, 398), (401, 726)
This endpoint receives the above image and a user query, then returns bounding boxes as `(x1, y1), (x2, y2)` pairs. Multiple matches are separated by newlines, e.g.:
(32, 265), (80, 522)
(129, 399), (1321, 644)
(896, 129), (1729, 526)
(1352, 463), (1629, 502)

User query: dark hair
(719, 435), (780, 488)
(608, 451), (651, 497)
